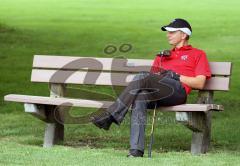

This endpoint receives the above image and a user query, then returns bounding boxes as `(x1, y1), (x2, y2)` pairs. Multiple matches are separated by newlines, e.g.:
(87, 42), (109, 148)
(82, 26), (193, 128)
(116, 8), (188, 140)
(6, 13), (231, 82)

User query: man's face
(166, 31), (187, 46)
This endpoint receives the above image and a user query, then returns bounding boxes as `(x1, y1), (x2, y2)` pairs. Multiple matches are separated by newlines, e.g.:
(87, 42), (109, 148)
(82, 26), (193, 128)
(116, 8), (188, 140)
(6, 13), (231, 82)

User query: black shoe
(127, 149), (144, 157)
(91, 111), (113, 130)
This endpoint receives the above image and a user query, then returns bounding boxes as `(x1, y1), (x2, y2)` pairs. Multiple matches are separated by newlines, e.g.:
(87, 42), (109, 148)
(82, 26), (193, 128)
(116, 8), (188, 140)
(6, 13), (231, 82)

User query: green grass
(1, 141), (240, 166)
(1, 0), (240, 165)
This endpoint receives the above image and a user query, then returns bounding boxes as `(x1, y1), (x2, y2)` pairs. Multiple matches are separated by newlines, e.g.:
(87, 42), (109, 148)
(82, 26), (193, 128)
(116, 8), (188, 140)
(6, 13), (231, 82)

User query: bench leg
(42, 83), (66, 147)
(176, 111), (212, 154)
(180, 111), (211, 155)
(176, 91), (213, 154)
(43, 123), (64, 148)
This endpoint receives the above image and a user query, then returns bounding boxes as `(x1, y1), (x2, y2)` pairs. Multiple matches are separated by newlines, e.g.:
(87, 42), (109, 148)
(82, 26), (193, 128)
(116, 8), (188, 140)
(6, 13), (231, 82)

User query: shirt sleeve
(150, 56), (161, 73)
(194, 51), (211, 79)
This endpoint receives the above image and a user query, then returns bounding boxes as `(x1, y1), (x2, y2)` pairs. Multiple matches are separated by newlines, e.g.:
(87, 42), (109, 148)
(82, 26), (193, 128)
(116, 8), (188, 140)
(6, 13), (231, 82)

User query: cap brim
(161, 26), (167, 31)
(161, 26), (192, 36)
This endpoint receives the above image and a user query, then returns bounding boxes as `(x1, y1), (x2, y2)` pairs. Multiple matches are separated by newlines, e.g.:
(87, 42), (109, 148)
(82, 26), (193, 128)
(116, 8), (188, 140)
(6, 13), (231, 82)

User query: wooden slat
(160, 104), (223, 112)
(31, 69), (230, 91)
(209, 62), (232, 76)
(4, 94), (224, 112)
(33, 55), (152, 73)
(31, 69), (135, 86)
(4, 94), (113, 108)
(32, 55), (232, 76)
(202, 77), (230, 91)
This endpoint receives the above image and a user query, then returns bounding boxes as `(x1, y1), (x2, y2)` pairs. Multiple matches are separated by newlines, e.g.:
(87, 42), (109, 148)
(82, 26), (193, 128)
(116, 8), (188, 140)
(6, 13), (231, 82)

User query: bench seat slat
(4, 94), (113, 108)
(31, 69), (230, 91)
(4, 94), (224, 112)
(33, 55), (232, 76)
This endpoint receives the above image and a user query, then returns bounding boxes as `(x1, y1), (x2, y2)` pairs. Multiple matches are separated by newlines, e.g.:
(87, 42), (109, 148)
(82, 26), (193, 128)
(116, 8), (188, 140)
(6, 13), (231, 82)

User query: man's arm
(180, 75), (206, 89)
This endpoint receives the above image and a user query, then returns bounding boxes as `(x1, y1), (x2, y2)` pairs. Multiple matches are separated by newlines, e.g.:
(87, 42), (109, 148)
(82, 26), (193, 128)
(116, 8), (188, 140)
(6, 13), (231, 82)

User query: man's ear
(181, 32), (188, 40)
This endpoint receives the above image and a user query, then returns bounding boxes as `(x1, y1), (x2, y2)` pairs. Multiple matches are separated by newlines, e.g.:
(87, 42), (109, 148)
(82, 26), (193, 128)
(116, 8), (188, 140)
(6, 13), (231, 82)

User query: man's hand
(163, 70), (180, 81)
(157, 69), (207, 89)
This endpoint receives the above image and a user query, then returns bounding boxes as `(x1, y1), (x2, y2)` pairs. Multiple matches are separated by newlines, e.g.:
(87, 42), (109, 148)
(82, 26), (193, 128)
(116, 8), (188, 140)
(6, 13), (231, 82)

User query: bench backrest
(31, 55), (232, 91)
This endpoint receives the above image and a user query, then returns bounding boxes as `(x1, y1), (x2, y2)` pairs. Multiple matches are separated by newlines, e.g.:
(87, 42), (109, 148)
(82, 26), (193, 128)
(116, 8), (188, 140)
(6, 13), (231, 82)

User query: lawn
(0, 0), (240, 165)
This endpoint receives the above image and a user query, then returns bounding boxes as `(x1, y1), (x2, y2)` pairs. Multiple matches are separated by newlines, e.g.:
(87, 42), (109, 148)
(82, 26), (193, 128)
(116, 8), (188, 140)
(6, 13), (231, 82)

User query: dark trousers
(106, 71), (187, 151)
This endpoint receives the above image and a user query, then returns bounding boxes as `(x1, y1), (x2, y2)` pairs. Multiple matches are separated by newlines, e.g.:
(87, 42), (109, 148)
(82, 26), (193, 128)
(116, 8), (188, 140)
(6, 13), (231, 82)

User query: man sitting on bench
(91, 18), (211, 157)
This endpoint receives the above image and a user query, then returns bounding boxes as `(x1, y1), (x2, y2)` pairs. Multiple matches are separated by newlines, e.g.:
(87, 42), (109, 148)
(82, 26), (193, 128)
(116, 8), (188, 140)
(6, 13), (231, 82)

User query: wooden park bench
(4, 55), (232, 155)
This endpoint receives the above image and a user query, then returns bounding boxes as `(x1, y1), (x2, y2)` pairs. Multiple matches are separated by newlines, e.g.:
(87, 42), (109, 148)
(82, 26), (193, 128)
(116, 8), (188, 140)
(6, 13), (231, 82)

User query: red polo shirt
(150, 45), (211, 94)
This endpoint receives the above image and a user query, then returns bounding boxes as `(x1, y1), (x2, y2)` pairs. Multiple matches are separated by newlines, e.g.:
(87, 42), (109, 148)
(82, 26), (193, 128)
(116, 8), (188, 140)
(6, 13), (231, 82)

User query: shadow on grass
(2, 108), (240, 155)
(0, 23), (15, 33)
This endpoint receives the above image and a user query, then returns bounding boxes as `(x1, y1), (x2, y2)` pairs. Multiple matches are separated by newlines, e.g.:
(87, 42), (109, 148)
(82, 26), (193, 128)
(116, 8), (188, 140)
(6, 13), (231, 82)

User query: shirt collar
(172, 45), (192, 51)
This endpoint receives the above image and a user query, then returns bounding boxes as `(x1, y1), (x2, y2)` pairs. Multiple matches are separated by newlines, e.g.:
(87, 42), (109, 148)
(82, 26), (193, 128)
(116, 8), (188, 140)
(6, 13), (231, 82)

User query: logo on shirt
(181, 55), (188, 61)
